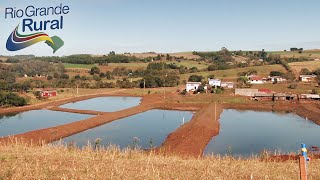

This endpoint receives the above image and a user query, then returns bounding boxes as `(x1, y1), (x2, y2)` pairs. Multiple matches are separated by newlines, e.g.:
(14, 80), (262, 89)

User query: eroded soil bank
(156, 103), (223, 157)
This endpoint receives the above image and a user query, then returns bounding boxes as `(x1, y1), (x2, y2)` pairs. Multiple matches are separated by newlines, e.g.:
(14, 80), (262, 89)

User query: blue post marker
(301, 143), (310, 162)
(300, 143), (310, 180)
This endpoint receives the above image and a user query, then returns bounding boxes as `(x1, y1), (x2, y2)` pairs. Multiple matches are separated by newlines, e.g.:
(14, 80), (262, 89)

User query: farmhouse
(268, 76), (287, 83)
(248, 76), (265, 84)
(300, 94), (320, 100)
(208, 79), (221, 87)
(37, 89), (57, 98)
(186, 82), (202, 92)
(299, 75), (317, 82)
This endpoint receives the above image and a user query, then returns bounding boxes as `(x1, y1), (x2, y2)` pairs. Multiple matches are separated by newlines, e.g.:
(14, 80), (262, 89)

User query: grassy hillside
(1, 143), (319, 179)
(181, 64), (286, 81)
(270, 50), (320, 59)
(289, 61), (320, 73)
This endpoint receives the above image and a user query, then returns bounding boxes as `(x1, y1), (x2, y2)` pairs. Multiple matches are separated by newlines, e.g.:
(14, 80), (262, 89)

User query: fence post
(299, 143), (309, 180)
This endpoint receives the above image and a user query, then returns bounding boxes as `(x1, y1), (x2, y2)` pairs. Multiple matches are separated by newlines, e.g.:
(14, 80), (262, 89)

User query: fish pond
(60, 97), (141, 112)
(60, 110), (194, 149)
(205, 109), (320, 157)
(0, 110), (93, 137)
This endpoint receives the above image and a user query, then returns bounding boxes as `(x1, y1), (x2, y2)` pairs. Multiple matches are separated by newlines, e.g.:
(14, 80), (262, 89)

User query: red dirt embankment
(156, 103), (223, 157)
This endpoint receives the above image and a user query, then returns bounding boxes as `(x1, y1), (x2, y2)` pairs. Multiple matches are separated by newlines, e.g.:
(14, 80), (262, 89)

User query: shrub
(288, 84), (298, 89)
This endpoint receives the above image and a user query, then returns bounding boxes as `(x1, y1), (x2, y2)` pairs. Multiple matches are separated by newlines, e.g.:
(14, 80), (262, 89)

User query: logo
(4, 4), (69, 53)
(6, 25), (64, 53)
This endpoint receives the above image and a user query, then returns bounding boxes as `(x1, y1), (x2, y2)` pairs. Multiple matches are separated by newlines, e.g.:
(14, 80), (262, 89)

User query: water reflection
(60, 110), (194, 149)
(60, 97), (142, 112)
(205, 109), (320, 157)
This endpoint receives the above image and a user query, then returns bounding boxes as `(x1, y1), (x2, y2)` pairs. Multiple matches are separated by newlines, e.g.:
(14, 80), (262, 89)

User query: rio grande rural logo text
(4, 4), (69, 53)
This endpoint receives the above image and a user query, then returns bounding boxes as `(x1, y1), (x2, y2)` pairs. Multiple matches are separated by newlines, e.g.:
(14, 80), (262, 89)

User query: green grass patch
(167, 60), (208, 69)
(63, 63), (95, 69)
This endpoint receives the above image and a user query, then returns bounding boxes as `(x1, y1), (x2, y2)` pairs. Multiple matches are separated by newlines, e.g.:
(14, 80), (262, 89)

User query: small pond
(0, 110), (93, 137)
(60, 97), (142, 112)
(60, 110), (194, 149)
(204, 109), (320, 157)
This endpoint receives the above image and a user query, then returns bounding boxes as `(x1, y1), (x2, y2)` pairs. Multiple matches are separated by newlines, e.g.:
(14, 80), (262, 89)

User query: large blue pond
(205, 109), (320, 157)
(0, 110), (93, 137)
(60, 97), (142, 112)
(60, 110), (194, 149)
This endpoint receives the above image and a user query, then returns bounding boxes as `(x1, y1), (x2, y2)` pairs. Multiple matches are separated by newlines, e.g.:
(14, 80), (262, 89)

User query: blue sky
(1, 0), (320, 56)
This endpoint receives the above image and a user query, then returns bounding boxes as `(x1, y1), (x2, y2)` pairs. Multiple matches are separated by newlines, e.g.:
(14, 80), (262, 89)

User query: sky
(1, 0), (320, 56)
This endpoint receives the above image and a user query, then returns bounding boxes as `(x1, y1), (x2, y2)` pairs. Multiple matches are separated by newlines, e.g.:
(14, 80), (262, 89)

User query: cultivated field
(270, 50), (320, 59)
(289, 60), (320, 73)
(181, 64), (287, 81)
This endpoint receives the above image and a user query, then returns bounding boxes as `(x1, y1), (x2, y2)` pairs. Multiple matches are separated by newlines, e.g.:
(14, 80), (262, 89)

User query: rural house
(208, 78), (221, 87)
(300, 94), (320, 101)
(186, 82), (202, 92)
(299, 75), (317, 82)
(37, 89), (57, 98)
(268, 76), (287, 83)
(248, 76), (265, 84)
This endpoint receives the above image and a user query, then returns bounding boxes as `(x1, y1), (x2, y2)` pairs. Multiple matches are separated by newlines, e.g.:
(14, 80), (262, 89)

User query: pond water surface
(60, 97), (142, 112)
(0, 110), (93, 137)
(60, 110), (194, 149)
(205, 109), (320, 157)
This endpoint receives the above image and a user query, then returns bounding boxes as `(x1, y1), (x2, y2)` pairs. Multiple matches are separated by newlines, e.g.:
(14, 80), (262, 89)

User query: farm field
(289, 60), (320, 73)
(270, 50), (320, 58)
(181, 64), (286, 81)
(166, 60), (208, 69)
(63, 63), (96, 69)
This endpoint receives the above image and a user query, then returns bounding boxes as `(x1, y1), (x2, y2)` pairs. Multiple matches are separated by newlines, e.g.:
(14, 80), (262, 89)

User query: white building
(208, 78), (221, 87)
(221, 82), (235, 89)
(248, 76), (264, 84)
(268, 76), (287, 83)
(186, 82), (202, 92)
(299, 75), (317, 82)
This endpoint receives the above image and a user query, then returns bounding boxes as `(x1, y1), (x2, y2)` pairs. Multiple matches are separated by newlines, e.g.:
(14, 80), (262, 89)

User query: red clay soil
(156, 103), (223, 157)
(1, 91), (320, 159)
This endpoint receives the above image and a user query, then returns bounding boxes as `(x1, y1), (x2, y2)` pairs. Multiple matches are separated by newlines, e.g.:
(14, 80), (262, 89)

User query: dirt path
(156, 103), (223, 157)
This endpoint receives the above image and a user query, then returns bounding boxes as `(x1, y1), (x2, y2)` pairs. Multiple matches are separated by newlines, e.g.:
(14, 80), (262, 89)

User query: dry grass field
(289, 61), (320, 73)
(1, 142), (319, 179)
(181, 64), (286, 81)
(270, 50), (320, 59)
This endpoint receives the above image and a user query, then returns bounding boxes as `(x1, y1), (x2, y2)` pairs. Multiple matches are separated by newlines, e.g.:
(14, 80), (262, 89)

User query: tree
(270, 71), (284, 77)
(300, 68), (311, 75)
(47, 75), (53, 80)
(188, 75), (203, 82)
(90, 67), (100, 75)
(166, 54), (170, 61)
